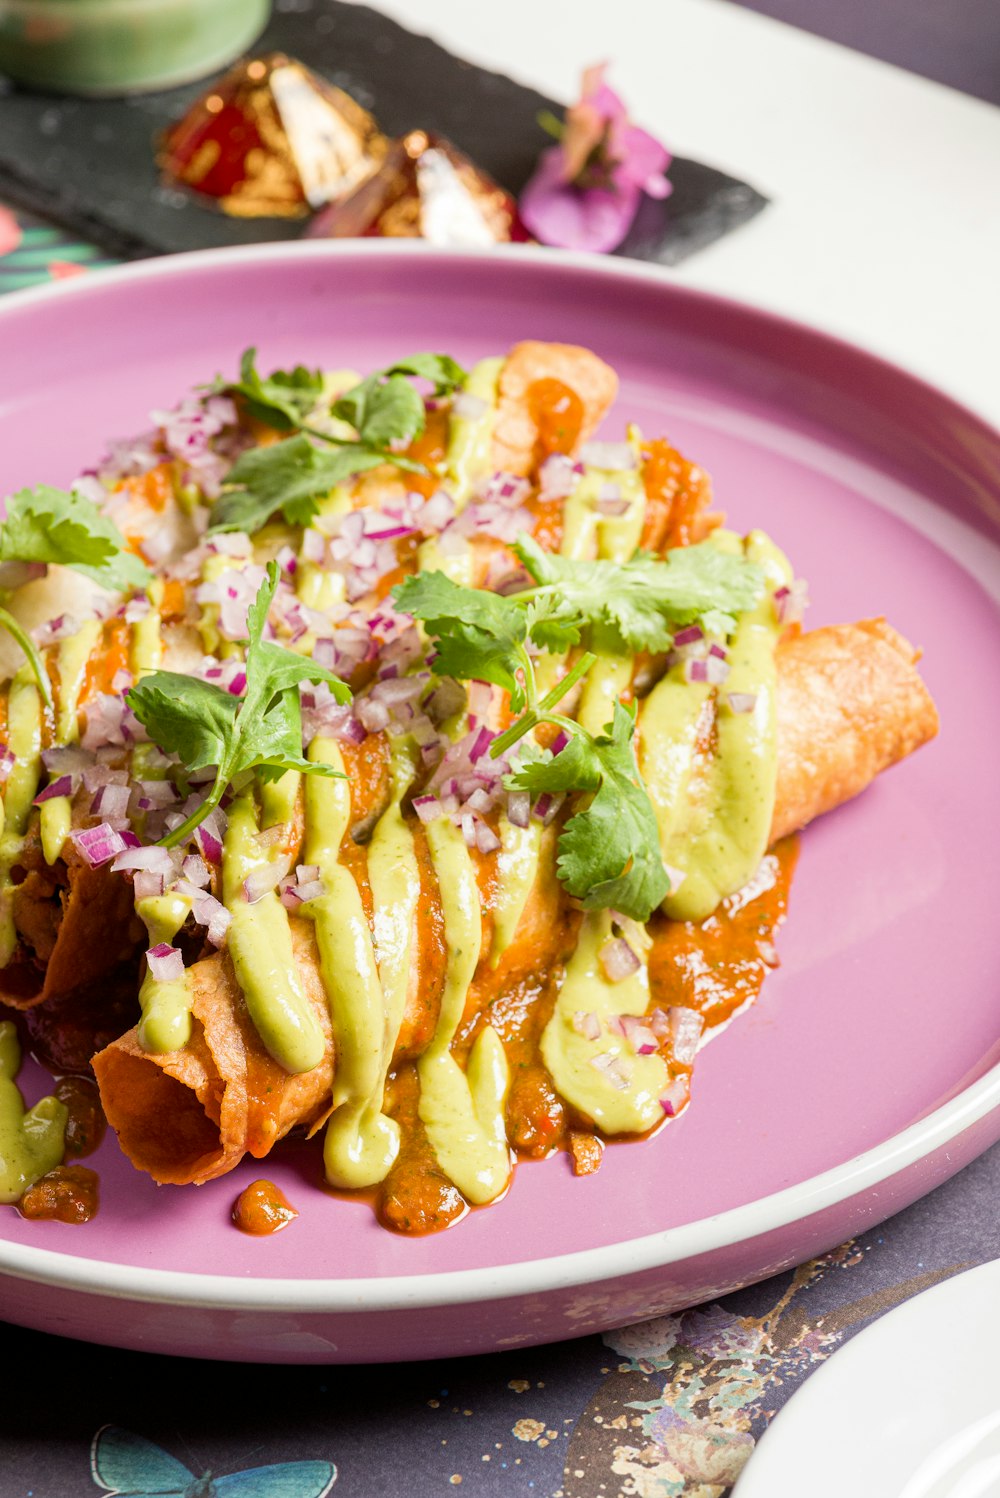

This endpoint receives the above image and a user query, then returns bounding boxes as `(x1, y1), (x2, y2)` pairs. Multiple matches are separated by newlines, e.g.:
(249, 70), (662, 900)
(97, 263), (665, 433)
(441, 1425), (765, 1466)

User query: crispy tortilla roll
(92, 618), (936, 1187)
(492, 341), (618, 474)
(0, 843), (142, 1010)
(92, 921), (333, 1186)
(770, 619), (939, 843)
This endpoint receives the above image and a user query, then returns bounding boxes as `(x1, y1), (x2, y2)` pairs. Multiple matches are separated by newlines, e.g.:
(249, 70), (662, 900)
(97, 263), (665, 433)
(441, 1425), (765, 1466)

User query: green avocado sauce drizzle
(419, 816), (512, 1205)
(136, 892), (193, 1055)
(223, 793), (325, 1075)
(302, 737), (401, 1190)
(0, 669), (42, 967)
(0, 1021), (66, 1203)
(639, 529), (791, 923)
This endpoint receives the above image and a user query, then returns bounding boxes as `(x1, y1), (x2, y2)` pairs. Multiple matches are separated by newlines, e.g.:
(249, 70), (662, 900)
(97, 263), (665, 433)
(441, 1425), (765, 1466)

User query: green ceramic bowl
(0, 0), (272, 96)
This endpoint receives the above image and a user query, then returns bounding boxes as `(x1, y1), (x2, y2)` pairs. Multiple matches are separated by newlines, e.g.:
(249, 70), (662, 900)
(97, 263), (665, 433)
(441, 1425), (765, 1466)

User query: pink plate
(0, 243), (997, 1363)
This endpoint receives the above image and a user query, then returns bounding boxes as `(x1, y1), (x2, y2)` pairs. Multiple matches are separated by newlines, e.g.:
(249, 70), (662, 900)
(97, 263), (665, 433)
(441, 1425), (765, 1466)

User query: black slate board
(0, 0), (767, 266)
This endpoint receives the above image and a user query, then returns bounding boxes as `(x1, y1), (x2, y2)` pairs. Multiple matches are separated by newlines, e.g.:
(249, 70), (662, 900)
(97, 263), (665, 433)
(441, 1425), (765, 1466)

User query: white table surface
(349, 0), (1000, 424)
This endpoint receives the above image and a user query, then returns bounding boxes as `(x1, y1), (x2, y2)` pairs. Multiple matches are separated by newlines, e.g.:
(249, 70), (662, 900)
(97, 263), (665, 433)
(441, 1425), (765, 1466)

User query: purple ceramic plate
(0, 244), (998, 1364)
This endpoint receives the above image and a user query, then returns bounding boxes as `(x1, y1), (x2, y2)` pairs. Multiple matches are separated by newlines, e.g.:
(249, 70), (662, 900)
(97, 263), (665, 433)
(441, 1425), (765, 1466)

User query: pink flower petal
(520, 148), (641, 253)
(610, 124), (672, 193)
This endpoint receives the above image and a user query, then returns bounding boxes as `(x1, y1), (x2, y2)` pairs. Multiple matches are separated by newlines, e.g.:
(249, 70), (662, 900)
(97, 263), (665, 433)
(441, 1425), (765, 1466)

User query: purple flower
(520, 64), (671, 253)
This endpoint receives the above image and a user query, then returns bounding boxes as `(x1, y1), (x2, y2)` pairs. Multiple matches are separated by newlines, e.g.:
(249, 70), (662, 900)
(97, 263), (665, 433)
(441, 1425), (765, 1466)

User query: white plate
(735, 1259), (1000, 1498)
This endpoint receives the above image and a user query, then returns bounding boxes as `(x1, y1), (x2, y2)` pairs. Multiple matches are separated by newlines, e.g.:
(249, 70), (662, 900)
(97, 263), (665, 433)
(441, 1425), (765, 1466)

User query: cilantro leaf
(127, 562), (350, 847)
(523, 592), (583, 654)
(513, 533), (764, 651)
(0, 485), (151, 592)
(393, 569), (531, 710)
(208, 352), (466, 536)
(332, 355), (467, 451)
(507, 702), (669, 922)
(333, 371), (425, 451)
(213, 347), (326, 432)
(208, 436), (390, 534)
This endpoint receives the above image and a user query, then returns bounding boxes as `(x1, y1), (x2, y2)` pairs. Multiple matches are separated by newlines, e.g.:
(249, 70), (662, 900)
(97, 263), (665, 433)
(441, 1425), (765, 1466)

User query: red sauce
(527, 377), (585, 464)
(640, 437), (716, 552)
(55, 1075), (106, 1158)
(233, 1179), (298, 1235)
(363, 840), (797, 1231)
(18, 1164), (99, 1224)
(406, 407), (450, 498)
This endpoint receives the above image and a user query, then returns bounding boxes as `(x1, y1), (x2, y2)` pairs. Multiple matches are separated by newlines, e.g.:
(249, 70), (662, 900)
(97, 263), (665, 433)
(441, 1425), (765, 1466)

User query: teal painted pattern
(0, 203), (118, 294)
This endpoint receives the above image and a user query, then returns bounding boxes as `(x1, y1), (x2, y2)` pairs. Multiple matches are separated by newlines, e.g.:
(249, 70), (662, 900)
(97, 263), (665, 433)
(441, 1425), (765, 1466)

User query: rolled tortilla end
(771, 618), (939, 844)
(92, 921), (334, 1186)
(0, 856), (142, 1011)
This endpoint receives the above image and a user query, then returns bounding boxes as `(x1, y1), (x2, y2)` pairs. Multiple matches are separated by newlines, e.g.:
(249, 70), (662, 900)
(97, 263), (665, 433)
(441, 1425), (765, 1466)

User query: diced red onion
(668, 1006), (705, 1065)
(356, 696), (390, 733)
(673, 625), (703, 649)
(759, 940), (780, 969)
(572, 1011), (601, 1041)
(660, 1077), (689, 1117)
(92, 782), (131, 821)
(191, 890), (230, 946)
(506, 790), (530, 829)
(773, 579), (809, 625)
(685, 655), (730, 686)
(590, 1051), (633, 1090)
(34, 773), (79, 804)
(600, 937), (641, 983)
(146, 943), (184, 982)
(727, 692), (758, 714)
(419, 490), (456, 534)
(648, 1008), (669, 1040)
(71, 823), (130, 867)
(0, 744), (14, 783)
(134, 779), (180, 811)
(242, 860), (289, 904)
(622, 1018), (658, 1055)
(300, 528), (326, 565)
(474, 819), (501, 855)
(452, 390), (488, 421)
(579, 441), (637, 471)
(537, 453), (581, 502)
(532, 792), (564, 826)
(194, 813), (226, 865)
(41, 745), (93, 777)
(181, 853), (210, 888)
(111, 844), (175, 876)
(133, 870), (165, 901)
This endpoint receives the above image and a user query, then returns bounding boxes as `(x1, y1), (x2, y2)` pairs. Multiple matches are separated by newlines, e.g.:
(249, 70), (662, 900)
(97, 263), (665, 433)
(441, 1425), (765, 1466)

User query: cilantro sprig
(393, 537), (762, 921)
(506, 702), (670, 920)
(1, 485), (151, 594)
(511, 533), (763, 653)
(210, 347), (327, 432)
(127, 562), (350, 848)
(208, 350), (467, 535)
(0, 485), (152, 709)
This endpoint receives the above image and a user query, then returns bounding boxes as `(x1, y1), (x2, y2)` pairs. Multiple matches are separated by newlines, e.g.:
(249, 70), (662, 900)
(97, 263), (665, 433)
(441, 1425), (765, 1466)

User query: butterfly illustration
(90, 1425), (337, 1498)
